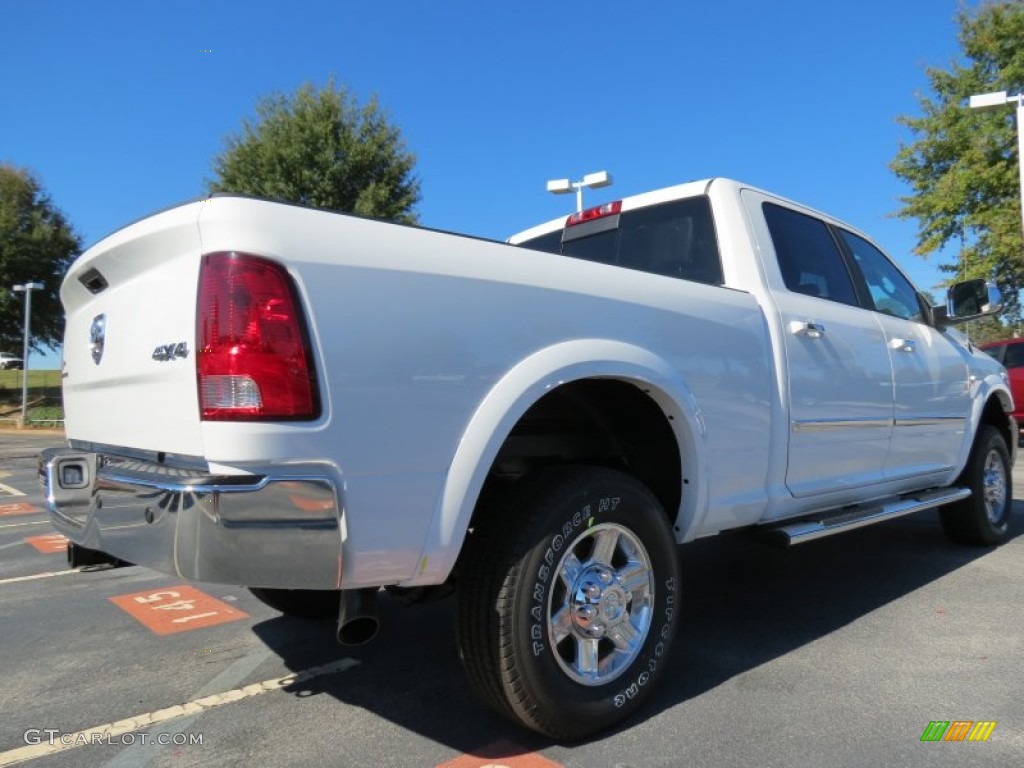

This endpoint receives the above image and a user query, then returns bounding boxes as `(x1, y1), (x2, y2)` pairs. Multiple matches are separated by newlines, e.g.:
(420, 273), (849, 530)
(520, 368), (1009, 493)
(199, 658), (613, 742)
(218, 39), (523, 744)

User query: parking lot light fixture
(546, 170), (613, 213)
(12, 281), (44, 426)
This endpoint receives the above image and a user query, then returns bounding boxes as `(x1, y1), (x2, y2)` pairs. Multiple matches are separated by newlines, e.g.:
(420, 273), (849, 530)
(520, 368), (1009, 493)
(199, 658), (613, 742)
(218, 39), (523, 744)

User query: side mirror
(942, 279), (1003, 325)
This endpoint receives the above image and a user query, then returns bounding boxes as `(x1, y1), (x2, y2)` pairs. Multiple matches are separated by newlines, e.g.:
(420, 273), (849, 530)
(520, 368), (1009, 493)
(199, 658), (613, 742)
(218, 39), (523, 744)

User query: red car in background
(980, 338), (1024, 442)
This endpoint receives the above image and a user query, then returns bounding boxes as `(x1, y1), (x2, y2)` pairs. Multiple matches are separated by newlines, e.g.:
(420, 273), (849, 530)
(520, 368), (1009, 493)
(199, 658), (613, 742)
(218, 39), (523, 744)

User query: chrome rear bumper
(39, 447), (343, 589)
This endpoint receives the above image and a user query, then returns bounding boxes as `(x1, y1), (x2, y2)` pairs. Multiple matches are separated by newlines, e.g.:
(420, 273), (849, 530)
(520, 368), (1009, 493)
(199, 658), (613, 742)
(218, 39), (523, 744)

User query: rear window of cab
(517, 196), (724, 287)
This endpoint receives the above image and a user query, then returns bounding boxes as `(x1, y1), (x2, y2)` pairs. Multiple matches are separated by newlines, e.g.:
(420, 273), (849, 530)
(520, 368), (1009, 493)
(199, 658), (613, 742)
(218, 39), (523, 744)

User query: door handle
(890, 338), (916, 353)
(789, 321), (826, 339)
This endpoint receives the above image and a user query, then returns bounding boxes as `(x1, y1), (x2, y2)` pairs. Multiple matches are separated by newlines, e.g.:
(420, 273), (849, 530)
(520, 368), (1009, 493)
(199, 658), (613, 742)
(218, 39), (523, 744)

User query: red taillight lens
(566, 200), (621, 227)
(197, 252), (319, 421)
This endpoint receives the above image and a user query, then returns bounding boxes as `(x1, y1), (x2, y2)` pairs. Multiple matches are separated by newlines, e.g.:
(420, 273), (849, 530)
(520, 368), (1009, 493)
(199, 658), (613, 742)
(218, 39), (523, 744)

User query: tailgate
(61, 202), (205, 457)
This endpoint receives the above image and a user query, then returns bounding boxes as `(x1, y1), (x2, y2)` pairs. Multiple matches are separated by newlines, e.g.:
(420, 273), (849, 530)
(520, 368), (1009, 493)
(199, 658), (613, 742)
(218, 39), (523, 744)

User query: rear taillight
(197, 252), (319, 421)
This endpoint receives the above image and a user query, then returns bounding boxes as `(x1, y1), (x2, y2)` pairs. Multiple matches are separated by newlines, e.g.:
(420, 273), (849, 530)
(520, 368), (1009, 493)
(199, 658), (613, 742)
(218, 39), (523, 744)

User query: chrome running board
(767, 487), (971, 546)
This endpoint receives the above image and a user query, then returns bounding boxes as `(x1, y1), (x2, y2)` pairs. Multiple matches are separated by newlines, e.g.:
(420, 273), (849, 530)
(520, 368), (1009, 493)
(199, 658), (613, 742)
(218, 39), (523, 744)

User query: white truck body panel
(43, 177), (1016, 740)
(61, 202), (206, 457)
(52, 178), (1011, 589)
(197, 193), (775, 585)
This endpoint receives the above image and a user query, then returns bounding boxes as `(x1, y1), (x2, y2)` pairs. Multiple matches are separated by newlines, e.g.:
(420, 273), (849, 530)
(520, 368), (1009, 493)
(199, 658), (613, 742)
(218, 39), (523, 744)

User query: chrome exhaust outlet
(336, 587), (379, 645)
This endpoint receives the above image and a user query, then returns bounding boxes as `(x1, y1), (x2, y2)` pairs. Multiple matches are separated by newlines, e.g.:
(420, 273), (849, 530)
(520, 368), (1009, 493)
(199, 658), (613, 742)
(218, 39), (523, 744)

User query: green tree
(962, 314), (1015, 344)
(0, 164), (81, 353)
(891, 0), (1024, 322)
(209, 79), (420, 223)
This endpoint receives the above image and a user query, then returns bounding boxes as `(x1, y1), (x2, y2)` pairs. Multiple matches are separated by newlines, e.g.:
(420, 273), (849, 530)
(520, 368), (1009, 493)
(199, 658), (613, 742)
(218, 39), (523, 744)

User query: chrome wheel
(940, 425), (1012, 547)
(548, 522), (655, 686)
(456, 466), (681, 738)
(982, 448), (1008, 524)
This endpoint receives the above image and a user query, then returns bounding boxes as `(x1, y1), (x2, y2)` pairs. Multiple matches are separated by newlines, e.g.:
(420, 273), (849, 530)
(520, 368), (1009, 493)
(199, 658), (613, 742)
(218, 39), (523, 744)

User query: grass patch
(27, 405), (64, 424)
(0, 369), (62, 390)
(0, 370), (64, 425)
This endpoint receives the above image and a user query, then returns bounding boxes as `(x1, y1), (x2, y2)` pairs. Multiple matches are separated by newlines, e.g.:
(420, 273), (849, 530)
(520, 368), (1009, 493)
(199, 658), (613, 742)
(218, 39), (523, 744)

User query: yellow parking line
(0, 658), (361, 766)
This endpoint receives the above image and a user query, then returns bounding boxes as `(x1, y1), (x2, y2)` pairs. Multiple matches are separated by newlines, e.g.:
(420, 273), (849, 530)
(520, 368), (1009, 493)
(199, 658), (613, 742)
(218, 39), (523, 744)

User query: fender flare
(961, 374), (1015, 472)
(983, 378), (1015, 445)
(403, 338), (707, 586)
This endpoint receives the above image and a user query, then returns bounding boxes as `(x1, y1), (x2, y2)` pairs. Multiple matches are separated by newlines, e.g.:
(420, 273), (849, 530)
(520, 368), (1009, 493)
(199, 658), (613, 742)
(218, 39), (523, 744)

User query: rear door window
(762, 203), (859, 307)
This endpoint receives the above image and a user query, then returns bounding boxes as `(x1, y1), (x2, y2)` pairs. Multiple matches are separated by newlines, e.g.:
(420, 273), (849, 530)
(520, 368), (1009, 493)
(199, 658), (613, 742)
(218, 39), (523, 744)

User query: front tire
(940, 425), (1013, 546)
(456, 466), (681, 740)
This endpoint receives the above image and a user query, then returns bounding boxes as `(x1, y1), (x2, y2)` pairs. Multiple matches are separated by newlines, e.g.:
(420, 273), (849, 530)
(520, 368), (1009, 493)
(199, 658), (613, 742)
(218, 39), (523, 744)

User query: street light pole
(969, 90), (1024, 235)
(546, 170), (613, 213)
(12, 281), (43, 426)
(1016, 97), (1023, 235)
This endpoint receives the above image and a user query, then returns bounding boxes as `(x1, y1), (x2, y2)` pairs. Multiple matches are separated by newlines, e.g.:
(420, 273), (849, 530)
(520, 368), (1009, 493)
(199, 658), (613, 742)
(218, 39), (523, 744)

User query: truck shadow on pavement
(250, 503), (1024, 755)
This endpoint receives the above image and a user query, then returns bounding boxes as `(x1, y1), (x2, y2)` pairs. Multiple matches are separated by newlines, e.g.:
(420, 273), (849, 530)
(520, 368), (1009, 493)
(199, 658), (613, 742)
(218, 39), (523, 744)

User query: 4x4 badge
(152, 342), (189, 362)
(90, 314), (106, 365)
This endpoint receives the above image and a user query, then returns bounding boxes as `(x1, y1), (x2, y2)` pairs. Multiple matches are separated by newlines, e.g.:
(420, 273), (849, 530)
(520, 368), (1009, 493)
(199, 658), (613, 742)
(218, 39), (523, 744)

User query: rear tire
(456, 466), (681, 740)
(248, 587), (339, 619)
(940, 425), (1013, 546)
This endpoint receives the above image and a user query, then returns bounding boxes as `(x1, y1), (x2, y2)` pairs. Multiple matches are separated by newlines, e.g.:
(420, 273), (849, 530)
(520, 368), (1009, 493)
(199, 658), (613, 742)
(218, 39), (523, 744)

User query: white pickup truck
(41, 178), (1014, 739)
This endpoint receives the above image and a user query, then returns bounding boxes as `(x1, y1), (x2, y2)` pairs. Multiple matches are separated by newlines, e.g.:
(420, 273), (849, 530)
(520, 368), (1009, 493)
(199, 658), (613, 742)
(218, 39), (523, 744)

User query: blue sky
(2, 1), (975, 368)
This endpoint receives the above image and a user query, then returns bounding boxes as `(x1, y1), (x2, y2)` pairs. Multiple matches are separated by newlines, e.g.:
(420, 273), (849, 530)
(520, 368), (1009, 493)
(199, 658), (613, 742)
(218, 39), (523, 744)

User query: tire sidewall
(975, 428), (1012, 536)
(508, 471), (680, 729)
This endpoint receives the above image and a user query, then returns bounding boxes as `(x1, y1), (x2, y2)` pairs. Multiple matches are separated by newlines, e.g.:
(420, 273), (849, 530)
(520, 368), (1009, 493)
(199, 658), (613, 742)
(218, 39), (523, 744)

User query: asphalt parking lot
(0, 430), (1021, 767)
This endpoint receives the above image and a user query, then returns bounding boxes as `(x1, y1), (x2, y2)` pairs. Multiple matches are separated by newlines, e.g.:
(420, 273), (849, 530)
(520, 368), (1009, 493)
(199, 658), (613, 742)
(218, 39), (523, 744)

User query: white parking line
(0, 569), (80, 586)
(0, 482), (25, 497)
(0, 657), (361, 767)
(0, 520), (49, 530)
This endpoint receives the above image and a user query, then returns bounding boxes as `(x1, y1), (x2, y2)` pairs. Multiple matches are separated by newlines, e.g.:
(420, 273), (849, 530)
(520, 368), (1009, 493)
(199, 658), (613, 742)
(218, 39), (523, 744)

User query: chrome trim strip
(793, 415), (968, 432)
(792, 418), (892, 432)
(98, 468), (272, 495)
(894, 416), (967, 428)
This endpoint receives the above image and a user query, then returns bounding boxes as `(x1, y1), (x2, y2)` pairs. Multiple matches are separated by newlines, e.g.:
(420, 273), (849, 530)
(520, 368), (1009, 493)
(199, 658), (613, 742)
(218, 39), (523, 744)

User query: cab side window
(763, 203), (858, 306)
(837, 229), (924, 323)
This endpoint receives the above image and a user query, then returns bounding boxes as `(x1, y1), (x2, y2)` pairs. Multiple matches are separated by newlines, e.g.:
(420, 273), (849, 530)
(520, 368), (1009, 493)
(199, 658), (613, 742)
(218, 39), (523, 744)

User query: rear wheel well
(473, 379), (682, 530)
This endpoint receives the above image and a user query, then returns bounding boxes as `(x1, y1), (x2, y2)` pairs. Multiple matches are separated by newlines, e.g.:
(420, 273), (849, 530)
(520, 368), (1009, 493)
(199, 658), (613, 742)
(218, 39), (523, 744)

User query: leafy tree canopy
(960, 313), (1012, 344)
(209, 78), (420, 224)
(0, 164), (81, 353)
(891, 0), (1024, 322)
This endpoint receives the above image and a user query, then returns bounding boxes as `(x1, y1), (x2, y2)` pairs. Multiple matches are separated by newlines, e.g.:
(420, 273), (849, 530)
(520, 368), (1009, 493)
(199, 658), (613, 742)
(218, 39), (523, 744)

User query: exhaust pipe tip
(337, 615), (380, 646)
(336, 588), (380, 646)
